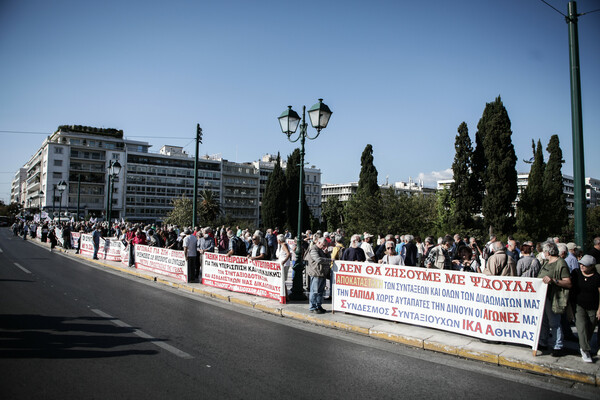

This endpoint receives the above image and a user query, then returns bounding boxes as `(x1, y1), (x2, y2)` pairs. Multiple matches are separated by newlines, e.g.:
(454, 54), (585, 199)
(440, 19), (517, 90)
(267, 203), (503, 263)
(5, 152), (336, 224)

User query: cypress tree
(478, 96), (518, 234)
(261, 153), (287, 230)
(285, 149), (311, 234)
(450, 122), (474, 230)
(543, 134), (568, 236)
(357, 144), (380, 198)
(516, 140), (546, 240)
(471, 119), (487, 216)
(345, 144), (382, 235)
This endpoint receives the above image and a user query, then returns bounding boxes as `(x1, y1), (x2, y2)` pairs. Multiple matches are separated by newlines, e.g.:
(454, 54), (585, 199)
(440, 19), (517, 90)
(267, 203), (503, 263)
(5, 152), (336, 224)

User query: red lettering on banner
(486, 324), (495, 335)
(445, 274), (465, 285)
(339, 263), (362, 274)
(341, 299), (347, 309)
(391, 307), (398, 317)
(482, 309), (520, 323)
(469, 276), (536, 293)
(462, 319), (482, 333)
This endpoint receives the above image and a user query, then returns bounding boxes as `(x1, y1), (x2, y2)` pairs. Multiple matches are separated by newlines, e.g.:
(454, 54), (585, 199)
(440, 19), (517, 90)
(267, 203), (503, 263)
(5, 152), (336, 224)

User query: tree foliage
(164, 196), (193, 228)
(450, 122), (474, 230)
(344, 144), (382, 235)
(516, 140), (547, 240)
(543, 134), (568, 237)
(261, 153), (287, 230)
(322, 196), (344, 232)
(199, 189), (221, 226)
(478, 96), (518, 234)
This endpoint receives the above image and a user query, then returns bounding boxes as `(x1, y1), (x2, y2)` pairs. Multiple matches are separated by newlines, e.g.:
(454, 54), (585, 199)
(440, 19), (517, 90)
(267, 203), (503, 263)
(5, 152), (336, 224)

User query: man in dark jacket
(403, 234), (418, 266)
(341, 234), (366, 262)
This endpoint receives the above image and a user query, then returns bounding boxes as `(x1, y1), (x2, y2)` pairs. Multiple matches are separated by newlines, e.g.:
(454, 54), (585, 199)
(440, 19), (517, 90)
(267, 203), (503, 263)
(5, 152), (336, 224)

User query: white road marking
(14, 262), (31, 274)
(91, 309), (193, 359)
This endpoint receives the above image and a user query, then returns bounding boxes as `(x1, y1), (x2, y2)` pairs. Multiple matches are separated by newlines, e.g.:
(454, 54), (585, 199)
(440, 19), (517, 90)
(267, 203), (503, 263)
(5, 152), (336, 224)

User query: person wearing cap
(570, 255), (600, 363)
(361, 233), (376, 262)
(183, 228), (198, 282)
(564, 242), (579, 272)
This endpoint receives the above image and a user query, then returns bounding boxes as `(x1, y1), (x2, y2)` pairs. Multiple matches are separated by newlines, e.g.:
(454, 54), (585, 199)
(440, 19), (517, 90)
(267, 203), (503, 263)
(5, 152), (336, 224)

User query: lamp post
(106, 160), (122, 224)
(278, 99), (332, 301)
(56, 180), (67, 222)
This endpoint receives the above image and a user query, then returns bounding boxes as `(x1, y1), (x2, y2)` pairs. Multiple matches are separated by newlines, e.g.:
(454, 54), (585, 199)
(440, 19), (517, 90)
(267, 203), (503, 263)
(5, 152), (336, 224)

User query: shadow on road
(0, 314), (160, 359)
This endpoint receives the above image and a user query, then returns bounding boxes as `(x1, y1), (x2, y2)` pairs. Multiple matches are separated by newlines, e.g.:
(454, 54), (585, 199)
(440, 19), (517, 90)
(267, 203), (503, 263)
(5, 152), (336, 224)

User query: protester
(426, 235), (453, 269)
(182, 228), (198, 283)
(341, 234), (366, 262)
(570, 255), (600, 363)
(516, 242), (541, 277)
(276, 234), (291, 285)
(537, 241), (572, 356)
(379, 241), (403, 265)
(306, 237), (331, 314)
(483, 241), (517, 276)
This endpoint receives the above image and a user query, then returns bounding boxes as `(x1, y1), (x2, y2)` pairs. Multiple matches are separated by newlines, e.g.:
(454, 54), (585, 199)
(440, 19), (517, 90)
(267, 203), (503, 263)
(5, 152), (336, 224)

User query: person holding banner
(307, 238), (331, 314)
(276, 234), (291, 284)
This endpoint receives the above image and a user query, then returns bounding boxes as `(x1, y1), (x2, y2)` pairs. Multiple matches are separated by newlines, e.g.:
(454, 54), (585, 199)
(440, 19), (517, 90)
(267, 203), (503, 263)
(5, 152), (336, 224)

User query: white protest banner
(202, 253), (286, 303)
(134, 245), (187, 282)
(56, 228), (64, 247)
(333, 262), (548, 349)
(79, 234), (124, 261)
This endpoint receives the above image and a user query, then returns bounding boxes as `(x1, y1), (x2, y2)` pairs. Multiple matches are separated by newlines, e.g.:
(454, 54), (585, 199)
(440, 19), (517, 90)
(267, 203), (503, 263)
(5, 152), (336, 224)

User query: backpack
(231, 236), (247, 256)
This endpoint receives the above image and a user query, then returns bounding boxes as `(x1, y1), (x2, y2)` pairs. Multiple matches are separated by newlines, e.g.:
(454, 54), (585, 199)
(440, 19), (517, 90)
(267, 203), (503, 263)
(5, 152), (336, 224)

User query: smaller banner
(134, 245), (187, 282)
(79, 234), (124, 261)
(70, 232), (81, 249)
(202, 253), (286, 303)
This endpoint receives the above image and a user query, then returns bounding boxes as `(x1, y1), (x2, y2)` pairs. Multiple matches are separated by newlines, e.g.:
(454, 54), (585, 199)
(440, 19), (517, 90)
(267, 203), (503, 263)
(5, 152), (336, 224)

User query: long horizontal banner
(202, 253), (286, 303)
(134, 244), (187, 282)
(332, 261), (548, 349)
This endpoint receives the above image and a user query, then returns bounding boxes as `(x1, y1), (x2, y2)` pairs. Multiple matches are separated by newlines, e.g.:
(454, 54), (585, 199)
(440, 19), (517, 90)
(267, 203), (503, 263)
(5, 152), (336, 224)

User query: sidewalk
(36, 239), (600, 387)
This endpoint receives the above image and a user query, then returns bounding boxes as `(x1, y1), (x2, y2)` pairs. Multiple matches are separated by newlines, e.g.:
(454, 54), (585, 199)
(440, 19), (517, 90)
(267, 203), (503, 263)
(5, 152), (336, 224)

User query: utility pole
(567, 1), (586, 248)
(192, 124), (203, 228)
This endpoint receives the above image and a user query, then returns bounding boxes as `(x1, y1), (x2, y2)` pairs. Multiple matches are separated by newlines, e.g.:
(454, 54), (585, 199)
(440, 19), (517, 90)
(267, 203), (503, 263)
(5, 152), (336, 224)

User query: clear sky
(1, 0), (599, 203)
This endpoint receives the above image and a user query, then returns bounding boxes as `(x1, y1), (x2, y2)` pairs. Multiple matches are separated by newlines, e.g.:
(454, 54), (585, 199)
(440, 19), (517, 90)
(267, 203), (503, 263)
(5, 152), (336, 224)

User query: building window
(54, 159), (63, 167)
(55, 147), (63, 154)
(53, 172), (62, 179)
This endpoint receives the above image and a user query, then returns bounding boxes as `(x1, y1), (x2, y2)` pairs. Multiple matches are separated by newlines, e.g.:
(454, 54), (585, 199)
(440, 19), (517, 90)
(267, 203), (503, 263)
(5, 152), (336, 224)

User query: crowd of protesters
(11, 217), (600, 363)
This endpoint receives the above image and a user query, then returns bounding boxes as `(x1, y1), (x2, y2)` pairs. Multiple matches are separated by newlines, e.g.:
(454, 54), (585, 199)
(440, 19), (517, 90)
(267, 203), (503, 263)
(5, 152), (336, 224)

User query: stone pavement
(33, 239), (600, 387)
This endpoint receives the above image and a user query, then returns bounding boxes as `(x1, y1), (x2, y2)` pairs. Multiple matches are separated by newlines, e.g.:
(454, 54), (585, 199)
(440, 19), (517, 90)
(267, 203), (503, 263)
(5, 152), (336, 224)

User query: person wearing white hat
(361, 232), (375, 262)
(570, 255), (600, 363)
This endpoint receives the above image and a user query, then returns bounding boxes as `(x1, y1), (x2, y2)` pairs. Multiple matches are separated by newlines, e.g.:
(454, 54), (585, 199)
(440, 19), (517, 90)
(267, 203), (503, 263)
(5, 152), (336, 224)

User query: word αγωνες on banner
(134, 244), (187, 282)
(332, 261), (548, 349)
(202, 252), (286, 303)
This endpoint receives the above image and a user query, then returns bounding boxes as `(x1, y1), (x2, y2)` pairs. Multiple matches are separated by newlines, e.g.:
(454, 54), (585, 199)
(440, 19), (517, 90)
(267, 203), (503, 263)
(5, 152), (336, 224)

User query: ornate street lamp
(57, 180), (67, 222)
(278, 98), (332, 301)
(106, 160), (122, 224)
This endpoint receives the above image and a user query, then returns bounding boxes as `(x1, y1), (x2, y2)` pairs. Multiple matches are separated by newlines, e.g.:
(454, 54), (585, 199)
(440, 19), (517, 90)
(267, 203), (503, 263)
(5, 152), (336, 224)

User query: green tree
(164, 196), (194, 228)
(261, 154), (287, 229)
(471, 123), (486, 216)
(199, 189), (221, 226)
(450, 122), (474, 230)
(344, 144), (382, 235)
(478, 96), (518, 234)
(322, 196), (344, 232)
(543, 134), (568, 236)
(516, 140), (546, 240)
(435, 188), (454, 236)
(285, 149), (311, 235)
(357, 144), (380, 197)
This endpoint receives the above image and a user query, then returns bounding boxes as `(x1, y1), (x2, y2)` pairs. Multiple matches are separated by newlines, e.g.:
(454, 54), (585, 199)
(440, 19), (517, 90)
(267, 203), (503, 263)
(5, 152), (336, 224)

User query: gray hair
(594, 237), (600, 246)
(350, 234), (361, 248)
(492, 241), (504, 252)
(277, 234), (285, 242)
(557, 243), (568, 255)
(405, 234), (414, 242)
(317, 237), (327, 246)
(542, 241), (559, 257)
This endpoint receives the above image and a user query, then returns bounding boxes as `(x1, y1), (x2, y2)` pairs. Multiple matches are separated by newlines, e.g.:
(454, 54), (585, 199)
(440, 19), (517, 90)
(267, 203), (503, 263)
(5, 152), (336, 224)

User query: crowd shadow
(0, 314), (161, 359)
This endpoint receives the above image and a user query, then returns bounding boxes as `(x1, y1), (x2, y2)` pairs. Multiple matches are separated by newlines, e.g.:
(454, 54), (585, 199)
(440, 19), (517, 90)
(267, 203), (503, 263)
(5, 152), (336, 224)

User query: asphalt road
(0, 228), (597, 399)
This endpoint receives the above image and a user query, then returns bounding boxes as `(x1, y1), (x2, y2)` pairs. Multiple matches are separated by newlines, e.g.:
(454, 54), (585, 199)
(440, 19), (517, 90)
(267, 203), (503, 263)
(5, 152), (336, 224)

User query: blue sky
(1, 0), (599, 203)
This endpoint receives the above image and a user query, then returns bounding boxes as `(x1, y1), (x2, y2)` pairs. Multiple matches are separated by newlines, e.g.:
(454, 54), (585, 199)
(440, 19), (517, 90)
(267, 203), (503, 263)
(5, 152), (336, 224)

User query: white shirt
(183, 234), (198, 257)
